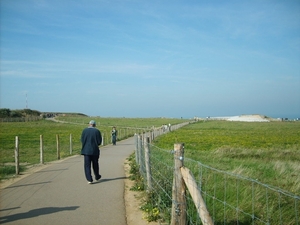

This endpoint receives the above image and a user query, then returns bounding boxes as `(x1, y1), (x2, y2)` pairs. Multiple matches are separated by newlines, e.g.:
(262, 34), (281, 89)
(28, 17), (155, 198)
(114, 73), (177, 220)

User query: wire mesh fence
(5, 126), (140, 174)
(135, 135), (300, 224)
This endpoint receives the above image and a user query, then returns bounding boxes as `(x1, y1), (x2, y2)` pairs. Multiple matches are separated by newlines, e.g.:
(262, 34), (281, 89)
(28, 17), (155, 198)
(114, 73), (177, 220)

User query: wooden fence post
(171, 143), (186, 225)
(102, 133), (104, 146)
(138, 134), (143, 172)
(15, 136), (19, 175)
(144, 136), (152, 191)
(149, 130), (153, 143)
(40, 135), (44, 164)
(135, 134), (138, 164)
(56, 134), (60, 160)
(181, 167), (214, 225)
(70, 134), (73, 155)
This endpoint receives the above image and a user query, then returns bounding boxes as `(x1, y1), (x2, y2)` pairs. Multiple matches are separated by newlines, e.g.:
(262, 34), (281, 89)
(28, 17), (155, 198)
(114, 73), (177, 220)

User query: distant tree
(23, 109), (32, 116)
(0, 108), (11, 118)
(11, 111), (23, 117)
(31, 109), (41, 116)
(0, 108), (41, 118)
(23, 109), (41, 117)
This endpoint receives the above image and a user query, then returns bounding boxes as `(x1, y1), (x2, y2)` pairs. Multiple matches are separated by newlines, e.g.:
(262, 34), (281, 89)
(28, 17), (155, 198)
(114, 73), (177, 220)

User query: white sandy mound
(227, 114), (269, 122)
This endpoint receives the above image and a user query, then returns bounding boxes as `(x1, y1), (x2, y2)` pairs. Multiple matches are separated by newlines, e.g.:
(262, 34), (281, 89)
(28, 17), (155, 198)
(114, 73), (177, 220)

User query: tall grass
(153, 120), (300, 194)
(130, 120), (300, 224)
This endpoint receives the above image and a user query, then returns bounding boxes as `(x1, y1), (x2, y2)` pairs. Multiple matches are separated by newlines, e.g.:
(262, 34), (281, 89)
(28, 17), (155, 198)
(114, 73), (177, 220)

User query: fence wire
(136, 136), (300, 225)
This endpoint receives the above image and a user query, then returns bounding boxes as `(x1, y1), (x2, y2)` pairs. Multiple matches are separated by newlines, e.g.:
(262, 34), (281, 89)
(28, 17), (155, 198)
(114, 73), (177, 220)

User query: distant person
(81, 120), (102, 184)
(111, 126), (118, 145)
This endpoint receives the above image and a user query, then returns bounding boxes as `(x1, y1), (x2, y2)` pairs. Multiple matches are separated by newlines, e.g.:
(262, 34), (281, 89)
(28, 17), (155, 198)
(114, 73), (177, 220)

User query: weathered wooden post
(56, 134), (60, 160)
(102, 133), (104, 146)
(15, 136), (19, 175)
(69, 134), (73, 155)
(138, 134), (143, 172)
(135, 134), (138, 164)
(149, 130), (153, 143)
(171, 143), (186, 225)
(181, 167), (214, 225)
(144, 136), (152, 191)
(40, 135), (44, 164)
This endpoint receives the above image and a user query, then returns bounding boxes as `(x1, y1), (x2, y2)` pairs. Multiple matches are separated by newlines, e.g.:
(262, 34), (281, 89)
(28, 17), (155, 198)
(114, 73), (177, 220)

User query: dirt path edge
(124, 159), (157, 225)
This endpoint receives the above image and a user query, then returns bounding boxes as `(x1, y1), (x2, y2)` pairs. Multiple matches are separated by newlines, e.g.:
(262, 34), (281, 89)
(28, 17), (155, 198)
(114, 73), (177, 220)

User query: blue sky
(1, 0), (299, 118)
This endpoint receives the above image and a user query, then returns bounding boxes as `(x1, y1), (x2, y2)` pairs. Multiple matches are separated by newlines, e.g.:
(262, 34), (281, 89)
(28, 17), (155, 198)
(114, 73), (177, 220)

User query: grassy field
(0, 116), (189, 179)
(127, 120), (300, 224)
(55, 115), (188, 129)
(1, 117), (299, 223)
(153, 120), (300, 194)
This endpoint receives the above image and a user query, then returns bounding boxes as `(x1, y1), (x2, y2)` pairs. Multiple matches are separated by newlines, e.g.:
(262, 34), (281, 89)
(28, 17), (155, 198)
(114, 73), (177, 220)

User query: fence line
(9, 125), (143, 174)
(135, 131), (300, 224)
(8, 122), (191, 175)
(0, 116), (42, 122)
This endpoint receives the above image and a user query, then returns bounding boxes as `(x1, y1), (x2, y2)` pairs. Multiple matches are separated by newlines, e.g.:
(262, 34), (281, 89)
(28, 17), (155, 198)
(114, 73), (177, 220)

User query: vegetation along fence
(135, 133), (300, 224)
(10, 126), (140, 175)
(0, 116), (42, 122)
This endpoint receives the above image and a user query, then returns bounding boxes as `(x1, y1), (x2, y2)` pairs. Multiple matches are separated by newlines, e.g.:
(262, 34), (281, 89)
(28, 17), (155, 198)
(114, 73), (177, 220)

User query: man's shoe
(96, 175), (102, 182)
(88, 181), (93, 184)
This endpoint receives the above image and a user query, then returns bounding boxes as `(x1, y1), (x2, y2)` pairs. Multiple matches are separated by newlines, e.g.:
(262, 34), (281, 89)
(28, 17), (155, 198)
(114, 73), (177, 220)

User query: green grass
(0, 116), (190, 179)
(55, 116), (189, 129)
(153, 120), (300, 194)
(0, 165), (26, 176)
(145, 120), (300, 224)
(0, 120), (83, 164)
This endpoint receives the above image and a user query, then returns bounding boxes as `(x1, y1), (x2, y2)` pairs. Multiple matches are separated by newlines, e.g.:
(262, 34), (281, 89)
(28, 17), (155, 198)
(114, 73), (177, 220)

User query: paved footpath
(0, 137), (136, 225)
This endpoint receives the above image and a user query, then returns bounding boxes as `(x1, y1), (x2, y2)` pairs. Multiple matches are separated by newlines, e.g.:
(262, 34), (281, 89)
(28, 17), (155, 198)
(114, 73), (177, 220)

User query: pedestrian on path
(111, 126), (118, 145)
(81, 120), (102, 184)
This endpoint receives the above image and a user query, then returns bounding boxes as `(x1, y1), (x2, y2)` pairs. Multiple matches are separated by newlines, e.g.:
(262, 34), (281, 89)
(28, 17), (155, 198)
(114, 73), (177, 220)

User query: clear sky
(1, 0), (299, 118)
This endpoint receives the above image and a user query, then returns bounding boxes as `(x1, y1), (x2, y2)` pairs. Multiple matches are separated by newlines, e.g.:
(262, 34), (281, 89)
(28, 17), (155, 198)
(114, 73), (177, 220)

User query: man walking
(81, 120), (102, 184)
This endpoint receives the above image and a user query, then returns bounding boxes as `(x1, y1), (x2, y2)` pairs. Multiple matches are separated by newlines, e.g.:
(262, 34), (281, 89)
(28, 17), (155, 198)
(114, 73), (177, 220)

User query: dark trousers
(112, 136), (117, 145)
(84, 154), (100, 182)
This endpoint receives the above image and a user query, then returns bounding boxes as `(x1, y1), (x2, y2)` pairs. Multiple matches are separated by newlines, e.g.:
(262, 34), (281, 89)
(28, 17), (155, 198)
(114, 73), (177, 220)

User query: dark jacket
(81, 127), (102, 155)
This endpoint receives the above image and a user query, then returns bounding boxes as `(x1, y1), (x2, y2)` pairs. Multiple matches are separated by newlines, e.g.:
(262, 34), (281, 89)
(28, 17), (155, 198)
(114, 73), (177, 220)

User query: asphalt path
(0, 137), (136, 225)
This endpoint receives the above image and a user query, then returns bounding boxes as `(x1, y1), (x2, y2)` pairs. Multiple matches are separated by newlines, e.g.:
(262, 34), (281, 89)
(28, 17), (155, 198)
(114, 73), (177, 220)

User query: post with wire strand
(102, 133), (104, 146)
(56, 134), (60, 160)
(134, 134), (138, 164)
(69, 134), (73, 155)
(138, 134), (143, 173)
(171, 143), (186, 225)
(40, 135), (44, 164)
(144, 136), (152, 191)
(15, 136), (20, 175)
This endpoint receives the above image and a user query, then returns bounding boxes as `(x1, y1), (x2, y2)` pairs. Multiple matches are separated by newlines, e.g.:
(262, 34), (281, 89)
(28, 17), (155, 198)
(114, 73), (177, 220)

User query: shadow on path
(35, 169), (68, 173)
(91, 176), (128, 185)
(4, 181), (51, 189)
(0, 206), (79, 224)
(0, 207), (21, 212)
